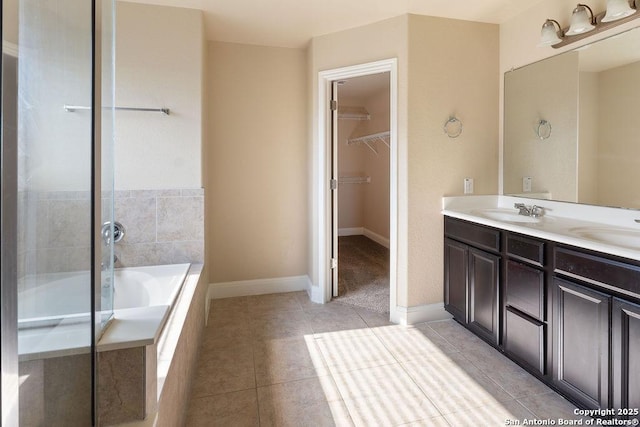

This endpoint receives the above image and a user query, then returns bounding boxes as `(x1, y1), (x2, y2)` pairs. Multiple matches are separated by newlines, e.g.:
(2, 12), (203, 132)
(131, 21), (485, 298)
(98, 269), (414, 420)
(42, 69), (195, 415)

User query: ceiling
(339, 73), (390, 101)
(125, 0), (543, 48)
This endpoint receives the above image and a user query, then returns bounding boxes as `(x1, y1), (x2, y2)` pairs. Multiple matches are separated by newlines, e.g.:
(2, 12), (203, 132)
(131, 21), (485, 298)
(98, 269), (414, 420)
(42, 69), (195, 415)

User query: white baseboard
(209, 275), (311, 299)
(306, 279), (325, 304)
(338, 227), (363, 236)
(337, 227), (390, 249)
(363, 228), (390, 249)
(390, 303), (452, 325)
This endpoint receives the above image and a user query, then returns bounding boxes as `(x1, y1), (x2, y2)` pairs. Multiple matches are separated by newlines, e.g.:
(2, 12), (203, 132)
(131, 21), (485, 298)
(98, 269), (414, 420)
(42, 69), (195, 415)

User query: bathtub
(17, 263), (191, 358)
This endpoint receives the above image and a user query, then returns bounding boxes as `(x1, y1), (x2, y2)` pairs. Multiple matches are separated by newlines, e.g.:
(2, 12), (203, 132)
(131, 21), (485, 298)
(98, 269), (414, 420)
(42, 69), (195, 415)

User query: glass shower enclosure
(1, 0), (115, 425)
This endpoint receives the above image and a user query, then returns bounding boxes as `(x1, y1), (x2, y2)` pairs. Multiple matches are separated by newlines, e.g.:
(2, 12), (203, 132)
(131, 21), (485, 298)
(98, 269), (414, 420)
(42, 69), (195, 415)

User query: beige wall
(503, 53), (579, 201)
(578, 72), (599, 205)
(407, 15), (499, 306)
(338, 88), (391, 239)
(19, 0), (93, 192)
(3, 0), (18, 44)
(115, 2), (203, 190)
(308, 15), (409, 303)
(597, 61), (640, 208)
(310, 15), (498, 308)
(207, 41), (308, 283)
(361, 88), (391, 240)
(337, 101), (366, 230)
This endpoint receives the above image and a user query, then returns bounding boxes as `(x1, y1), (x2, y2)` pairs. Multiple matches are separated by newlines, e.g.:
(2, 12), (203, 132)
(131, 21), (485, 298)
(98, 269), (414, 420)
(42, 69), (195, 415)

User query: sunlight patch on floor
(304, 322), (533, 426)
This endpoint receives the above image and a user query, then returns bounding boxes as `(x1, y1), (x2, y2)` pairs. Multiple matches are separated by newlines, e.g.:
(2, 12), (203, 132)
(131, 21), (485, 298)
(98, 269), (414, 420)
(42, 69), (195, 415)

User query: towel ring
(444, 116), (463, 138)
(536, 119), (552, 140)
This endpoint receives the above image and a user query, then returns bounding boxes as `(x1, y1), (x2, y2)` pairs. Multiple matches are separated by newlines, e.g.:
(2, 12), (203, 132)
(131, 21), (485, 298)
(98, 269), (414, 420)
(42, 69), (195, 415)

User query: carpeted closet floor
(335, 235), (389, 313)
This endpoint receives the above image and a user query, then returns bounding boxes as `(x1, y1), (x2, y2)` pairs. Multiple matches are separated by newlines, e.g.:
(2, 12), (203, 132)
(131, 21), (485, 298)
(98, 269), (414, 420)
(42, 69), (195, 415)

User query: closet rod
(64, 105), (171, 115)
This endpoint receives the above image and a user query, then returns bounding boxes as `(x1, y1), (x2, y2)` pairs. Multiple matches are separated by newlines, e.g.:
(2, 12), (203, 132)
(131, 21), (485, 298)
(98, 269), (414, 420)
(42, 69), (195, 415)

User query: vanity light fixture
(538, 19), (564, 46)
(602, 0), (636, 22)
(566, 4), (597, 35)
(538, 0), (640, 48)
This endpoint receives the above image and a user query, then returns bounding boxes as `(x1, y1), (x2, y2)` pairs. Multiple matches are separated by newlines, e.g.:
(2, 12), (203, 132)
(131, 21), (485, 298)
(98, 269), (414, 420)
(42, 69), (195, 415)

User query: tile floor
(186, 291), (587, 426)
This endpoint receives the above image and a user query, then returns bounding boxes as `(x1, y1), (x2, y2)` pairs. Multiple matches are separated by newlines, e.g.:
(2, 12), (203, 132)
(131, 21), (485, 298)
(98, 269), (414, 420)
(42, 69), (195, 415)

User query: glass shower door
(1, 0), (115, 424)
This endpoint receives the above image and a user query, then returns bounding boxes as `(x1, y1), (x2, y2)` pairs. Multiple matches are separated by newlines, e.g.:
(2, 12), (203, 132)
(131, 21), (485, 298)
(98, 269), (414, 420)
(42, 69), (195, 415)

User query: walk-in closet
(334, 72), (391, 313)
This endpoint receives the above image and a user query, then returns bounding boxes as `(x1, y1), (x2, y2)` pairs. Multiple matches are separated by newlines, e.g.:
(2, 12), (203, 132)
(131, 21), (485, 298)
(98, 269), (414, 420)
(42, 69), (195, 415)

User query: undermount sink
(569, 227), (640, 250)
(471, 208), (541, 224)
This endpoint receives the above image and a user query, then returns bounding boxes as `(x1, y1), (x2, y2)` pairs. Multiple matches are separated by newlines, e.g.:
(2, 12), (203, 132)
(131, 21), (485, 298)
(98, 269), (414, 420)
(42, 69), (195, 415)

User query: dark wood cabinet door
(612, 298), (640, 414)
(505, 307), (545, 375)
(552, 278), (610, 409)
(444, 238), (468, 323)
(469, 248), (500, 344)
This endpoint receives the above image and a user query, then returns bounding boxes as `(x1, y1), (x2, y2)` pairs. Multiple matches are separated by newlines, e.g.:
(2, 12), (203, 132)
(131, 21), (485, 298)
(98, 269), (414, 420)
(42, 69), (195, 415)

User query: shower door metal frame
(1, 41), (20, 427)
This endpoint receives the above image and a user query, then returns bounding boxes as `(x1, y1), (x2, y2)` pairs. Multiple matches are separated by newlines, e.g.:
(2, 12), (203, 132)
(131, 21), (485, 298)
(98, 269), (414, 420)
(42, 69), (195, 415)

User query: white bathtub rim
(17, 263), (192, 359)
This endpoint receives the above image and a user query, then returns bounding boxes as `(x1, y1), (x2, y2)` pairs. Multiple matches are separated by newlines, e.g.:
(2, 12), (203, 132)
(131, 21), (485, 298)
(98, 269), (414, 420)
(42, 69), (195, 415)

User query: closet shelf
(338, 106), (370, 121)
(339, 176), (371, 185)
(347, 131), (390, 155)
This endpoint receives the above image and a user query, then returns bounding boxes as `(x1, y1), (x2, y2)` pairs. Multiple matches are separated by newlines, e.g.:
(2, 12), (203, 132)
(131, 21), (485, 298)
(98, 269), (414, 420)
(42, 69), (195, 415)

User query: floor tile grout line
(189, 295), (580, 425)
(322, 319), (449, 424)
(424, 322), (522, 402)
(372, 327), (447, 421)
(424, 321), (559, 404)
(311, 319), (377, 425)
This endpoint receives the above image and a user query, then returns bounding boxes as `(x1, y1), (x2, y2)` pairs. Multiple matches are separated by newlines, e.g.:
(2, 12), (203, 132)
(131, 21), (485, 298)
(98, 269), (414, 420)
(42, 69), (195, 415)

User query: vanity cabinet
(444, 218), (500, 345)
(612, 298), (640, 413)
(443, 215), (640, 412)
(444, 238), (468, 323)
(503, 234), (547, 376)
(552, 277), (610, 410)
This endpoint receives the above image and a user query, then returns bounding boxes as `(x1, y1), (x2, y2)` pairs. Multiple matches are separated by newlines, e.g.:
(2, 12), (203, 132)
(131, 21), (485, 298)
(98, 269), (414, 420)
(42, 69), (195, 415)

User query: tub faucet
(514, 203), (544, 218)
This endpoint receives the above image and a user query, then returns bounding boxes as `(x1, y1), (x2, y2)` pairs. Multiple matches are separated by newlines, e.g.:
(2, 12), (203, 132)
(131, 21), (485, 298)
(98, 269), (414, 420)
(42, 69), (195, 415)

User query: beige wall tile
(97, 347), (145, 425)
(157, 196), (204, 242)
(115, 197), (156, 244)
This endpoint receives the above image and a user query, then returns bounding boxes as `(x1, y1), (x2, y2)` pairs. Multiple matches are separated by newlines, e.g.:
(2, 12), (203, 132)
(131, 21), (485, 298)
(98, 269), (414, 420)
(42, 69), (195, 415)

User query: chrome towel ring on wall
(444, 116), (463, 138)
(536, 119), (552, 140)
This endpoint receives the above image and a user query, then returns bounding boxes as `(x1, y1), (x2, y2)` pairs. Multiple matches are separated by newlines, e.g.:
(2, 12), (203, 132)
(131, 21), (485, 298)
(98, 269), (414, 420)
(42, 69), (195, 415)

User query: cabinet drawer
(445, 217), (500, 253)
(506, 261), (544, 320)
(554, 247), (640, 300)
(505, 307), (545, 375)
(507, 233), (544, 267)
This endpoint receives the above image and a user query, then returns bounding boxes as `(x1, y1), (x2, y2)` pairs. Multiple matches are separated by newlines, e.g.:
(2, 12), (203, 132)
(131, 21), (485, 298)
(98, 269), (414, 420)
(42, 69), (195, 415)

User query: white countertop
(442, 195), (640, 262)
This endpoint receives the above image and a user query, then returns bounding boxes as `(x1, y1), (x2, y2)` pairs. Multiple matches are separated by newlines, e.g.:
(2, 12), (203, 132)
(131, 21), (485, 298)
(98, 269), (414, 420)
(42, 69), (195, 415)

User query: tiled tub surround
(17, 190), (93, 277)
(97, 264), (206, 425)
(442, 195), (640, 261)
(100, 264), (209, 426)
(96, 264), (208, 426)
(16, 188), (204, 279)
(114, 189), (204, 267)
(17, 263), (207, 426)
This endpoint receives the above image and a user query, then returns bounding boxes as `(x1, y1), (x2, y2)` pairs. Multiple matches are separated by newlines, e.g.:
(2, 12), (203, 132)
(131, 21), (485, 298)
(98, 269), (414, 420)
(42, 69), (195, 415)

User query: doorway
(316, 58), (398, 318)
(333, 73), (391, 313)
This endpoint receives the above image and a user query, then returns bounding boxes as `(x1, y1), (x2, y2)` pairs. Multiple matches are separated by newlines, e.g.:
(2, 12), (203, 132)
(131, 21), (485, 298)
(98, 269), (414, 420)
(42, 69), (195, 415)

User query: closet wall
(338, 81), (390, 245)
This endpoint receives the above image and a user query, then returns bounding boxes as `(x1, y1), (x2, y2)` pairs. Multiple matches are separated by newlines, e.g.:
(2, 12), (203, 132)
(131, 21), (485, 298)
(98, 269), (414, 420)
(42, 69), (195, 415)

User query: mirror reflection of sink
(472, 208), (541, 224)
(570, 227), (640, 250)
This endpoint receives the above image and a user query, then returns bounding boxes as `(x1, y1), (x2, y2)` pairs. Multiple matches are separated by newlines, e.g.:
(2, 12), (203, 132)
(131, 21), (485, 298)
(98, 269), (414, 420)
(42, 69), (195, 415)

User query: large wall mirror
(504, 27), (640, 209)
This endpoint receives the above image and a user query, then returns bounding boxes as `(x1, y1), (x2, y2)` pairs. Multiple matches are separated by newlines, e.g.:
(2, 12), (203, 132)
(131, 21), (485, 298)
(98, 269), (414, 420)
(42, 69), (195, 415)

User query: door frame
(316, 58), (398, 318)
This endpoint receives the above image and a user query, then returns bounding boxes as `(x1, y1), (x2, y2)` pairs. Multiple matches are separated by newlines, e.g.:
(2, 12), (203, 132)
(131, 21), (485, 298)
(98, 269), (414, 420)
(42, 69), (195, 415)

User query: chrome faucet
(514, 203), (544, 218)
